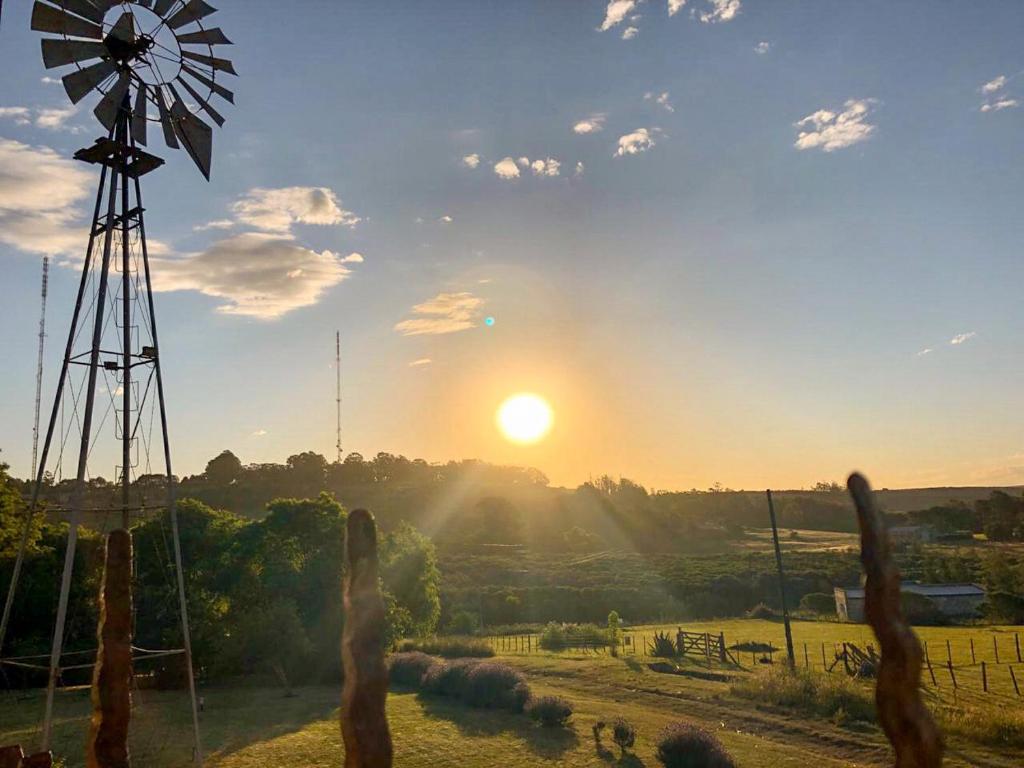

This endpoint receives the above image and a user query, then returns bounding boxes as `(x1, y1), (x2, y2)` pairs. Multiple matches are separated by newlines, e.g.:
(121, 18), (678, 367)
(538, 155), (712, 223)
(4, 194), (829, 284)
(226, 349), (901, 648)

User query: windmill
(0, 1), (236, 762)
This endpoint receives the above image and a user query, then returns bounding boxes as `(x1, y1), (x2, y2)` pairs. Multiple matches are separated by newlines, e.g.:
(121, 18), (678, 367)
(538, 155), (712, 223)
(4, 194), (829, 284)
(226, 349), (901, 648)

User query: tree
(204, 450), (242, 485)
(977, 491), (1024, 541)
(379, 523), (441, 637)
(607, 610), (621, 656)
(225, 598), (312, 695)
(285, 452), (329, 493)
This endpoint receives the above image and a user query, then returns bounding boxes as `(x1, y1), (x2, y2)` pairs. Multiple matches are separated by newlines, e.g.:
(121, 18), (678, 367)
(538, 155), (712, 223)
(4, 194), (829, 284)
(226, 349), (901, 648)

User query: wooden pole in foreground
(766, 490), (796, 669)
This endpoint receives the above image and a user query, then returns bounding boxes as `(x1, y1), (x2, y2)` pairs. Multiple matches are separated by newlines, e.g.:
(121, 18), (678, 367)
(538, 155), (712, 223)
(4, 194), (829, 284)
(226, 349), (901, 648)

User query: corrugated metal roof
(834, 582), (985, 599)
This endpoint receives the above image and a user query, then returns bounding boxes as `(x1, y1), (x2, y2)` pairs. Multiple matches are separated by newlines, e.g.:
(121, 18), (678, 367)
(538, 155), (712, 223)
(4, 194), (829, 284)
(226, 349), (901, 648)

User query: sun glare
(497, 394), (554, 445)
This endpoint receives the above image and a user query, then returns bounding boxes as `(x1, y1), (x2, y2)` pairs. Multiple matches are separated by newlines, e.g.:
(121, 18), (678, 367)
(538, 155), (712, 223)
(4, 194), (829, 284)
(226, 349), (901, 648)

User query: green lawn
(3, 639), (1022, 767)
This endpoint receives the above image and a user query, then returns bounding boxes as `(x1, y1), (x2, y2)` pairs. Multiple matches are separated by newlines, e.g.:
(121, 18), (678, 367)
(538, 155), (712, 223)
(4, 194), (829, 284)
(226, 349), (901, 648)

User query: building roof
(835, 582), (986, 600)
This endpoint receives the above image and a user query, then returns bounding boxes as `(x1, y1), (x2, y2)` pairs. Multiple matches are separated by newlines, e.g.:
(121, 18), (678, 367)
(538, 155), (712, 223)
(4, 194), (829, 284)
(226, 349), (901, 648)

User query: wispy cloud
(950, 332), (976, 346)
(409, 358), (433, 368)
(494, 157), (521, 180)
(252, 429), (268, 437)
(194, 219), (235, 232)
(394, 292), (484, 336)
(574, 161), (585, 177)
(573, 113), (607, 134)
(599, 0), (637, 31)
(462, 153), (480, 169)
(668, 0), (687, 16)
(341, 252), (365, 263)
(0, 104), (80, 132)
(615, 128), (656, 157)
(695, 0), (741, 23)
(755, 41), (771, 55)
(981, 99), (1019, 113)
(915, 348), (933, 357)
(979, 74), (1018, 113)
(530, 158), (561, 177)
(232, 187), (361, 233)
(645, 91), (675, 113)
(794, 99), (878, 152)
(439, 214), (454, 223)
(982, 75), (1007, 94)
(622, 26), (639, 40)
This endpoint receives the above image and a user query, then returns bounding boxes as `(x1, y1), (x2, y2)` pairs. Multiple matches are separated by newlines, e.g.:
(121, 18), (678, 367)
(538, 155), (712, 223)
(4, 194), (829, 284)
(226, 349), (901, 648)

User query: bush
(527, 695), (574, 727)
(538, 622), (611, 651)
(983, 592), (1024, 624)
(446, 610), (481, 635)
(420, 658), (479, 698)
(463, 662), (531, 712)
(799, 592), (836, 616)
(399, 636), (494, 658)
(387, 652), (436, 688)
(611, 717), (636, 754)
(649, 631), (678, 658)
(900, 592), (946, 626)
(746, 603), (776, 620)
(730, 668), (875, 723)
(655, 722), (735, 768)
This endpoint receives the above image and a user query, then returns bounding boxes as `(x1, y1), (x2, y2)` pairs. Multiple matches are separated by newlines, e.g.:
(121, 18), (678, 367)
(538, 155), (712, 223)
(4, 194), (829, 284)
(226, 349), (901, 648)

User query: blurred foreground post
(848, 473), (943, 768)
(87, 530), (133, 768)
(341, 509), (393, 768)
(765, 490), (795, 669)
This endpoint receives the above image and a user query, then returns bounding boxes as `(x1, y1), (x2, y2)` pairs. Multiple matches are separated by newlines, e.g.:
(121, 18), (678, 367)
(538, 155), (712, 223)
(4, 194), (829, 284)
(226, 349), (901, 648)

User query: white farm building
(834, 582), (986, 622)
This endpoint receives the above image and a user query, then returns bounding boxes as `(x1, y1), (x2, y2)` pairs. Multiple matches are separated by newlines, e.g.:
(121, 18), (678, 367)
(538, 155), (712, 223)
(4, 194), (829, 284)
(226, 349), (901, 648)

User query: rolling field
(3, 620), (1023, 768)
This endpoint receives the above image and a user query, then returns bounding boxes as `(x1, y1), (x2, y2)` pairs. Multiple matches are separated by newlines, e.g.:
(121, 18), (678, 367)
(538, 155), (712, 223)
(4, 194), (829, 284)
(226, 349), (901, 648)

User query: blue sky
(0, 0), (1022, 490)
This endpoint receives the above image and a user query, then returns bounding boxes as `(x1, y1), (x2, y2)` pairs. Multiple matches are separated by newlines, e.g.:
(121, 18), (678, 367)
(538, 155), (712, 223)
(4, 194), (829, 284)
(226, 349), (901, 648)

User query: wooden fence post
(993, 636), (1000, 665)
(946, 640), (952, 665)
(804, 643), (809, 668)
(925, 656), (937, 687)
(981, 661), (988, 693)
(821, 642), (827, 670)
(1017, 633), (1022, 663)
(947, 660), (957, 689)
(970, 638), (976, 665)
(1011, 666), (1021, 697)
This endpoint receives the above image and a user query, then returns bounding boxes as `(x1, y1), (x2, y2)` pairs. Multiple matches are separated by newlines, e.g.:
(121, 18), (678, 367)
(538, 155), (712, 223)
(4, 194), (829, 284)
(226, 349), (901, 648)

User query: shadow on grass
(594, 743), (647, 767)
(418, 694), (579, 759)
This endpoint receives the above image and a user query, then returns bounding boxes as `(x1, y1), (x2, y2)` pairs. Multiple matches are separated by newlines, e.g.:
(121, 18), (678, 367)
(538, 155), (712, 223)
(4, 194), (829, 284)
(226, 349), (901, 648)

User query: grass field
(3, 619), (1022, 767)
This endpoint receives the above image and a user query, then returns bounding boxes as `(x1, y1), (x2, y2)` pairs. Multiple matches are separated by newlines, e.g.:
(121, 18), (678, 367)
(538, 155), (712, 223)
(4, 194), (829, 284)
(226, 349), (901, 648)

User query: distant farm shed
(887, 524), (936, 543)
(834, 582), (986, 622)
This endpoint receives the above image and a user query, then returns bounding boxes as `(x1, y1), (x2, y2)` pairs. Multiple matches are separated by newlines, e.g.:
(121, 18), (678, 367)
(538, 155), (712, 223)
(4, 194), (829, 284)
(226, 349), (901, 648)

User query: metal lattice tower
(31, 256), (50, 482)
(336, 331), (343, 463)
(0, 2), (237, 762)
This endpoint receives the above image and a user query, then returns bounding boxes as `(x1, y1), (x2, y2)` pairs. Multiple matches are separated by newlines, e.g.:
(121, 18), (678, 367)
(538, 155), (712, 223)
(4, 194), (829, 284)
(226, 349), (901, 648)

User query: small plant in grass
(527, 695), (574, 727)
(649, 631), (678, 658)
(592, 720), (606, 742)
(655, 722), (735, 768)
(611, 717), (636, 755)
(463, 662), (531, 712)
(387, 651), (436, 688)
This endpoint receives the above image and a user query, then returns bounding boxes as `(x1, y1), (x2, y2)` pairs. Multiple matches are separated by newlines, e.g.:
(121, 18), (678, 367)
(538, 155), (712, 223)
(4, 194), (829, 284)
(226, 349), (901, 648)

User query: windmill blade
(41, 38), (108, 68)
(181, 62), (233, 103)
(93, 70), (130, 131)
(62, 58), (117, 103)
(175, 27), (232, 46)
(165, 0), (216, 30)
(154, 87), (179, 149)
(56, 0), (105, 25)
(132, 85), (148, 146)
(135, 0), (153, 8)
(31, 1), (104, 39)
(169, 89), (213, 180)
(107, 11), (137, 44)
(177, 76), (224, 126)
(152, 0), (178, 16)
(181, 50), (236, 75)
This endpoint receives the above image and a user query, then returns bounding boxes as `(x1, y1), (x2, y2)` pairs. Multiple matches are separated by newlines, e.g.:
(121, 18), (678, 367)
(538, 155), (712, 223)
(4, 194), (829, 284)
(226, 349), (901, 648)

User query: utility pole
(766, 489), (796, 669)
(335, 331), (342, 464)
(31, 256), (49, 481)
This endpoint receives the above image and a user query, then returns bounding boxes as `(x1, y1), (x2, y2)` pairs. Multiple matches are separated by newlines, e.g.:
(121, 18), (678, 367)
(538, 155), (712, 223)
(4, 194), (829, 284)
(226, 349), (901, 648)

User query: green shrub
(527, 695), (574, 727)
(746, 602), (776, 620)
(982, 592), (1024, 624)
(655, 722), (735, 768)
(539, 622), (609, 651)
(463, 662), (531, 711)
(420, 658), (479, 697)
(649, 631), (678, 658)
(730, 668), (875, 723)
(799, 592), (836, 615)
(446, 610), (481, 635)
(399, 636), (494, 658)
(387, 652), (436, 688)
(612, 717), (636, 754)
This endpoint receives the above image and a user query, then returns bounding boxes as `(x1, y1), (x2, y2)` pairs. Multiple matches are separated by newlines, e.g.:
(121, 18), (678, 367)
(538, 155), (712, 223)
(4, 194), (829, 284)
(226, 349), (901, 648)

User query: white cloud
(494, 157), (521, 180)
(794, 99), (878, 152)
(41, 76), (60, 85)
(575, 161), (585, 177)
(0, 137), (93, 257)
(981, 98), (1018, 113)
(462, 153), (480, 169)
(341, 252), (364, 263)
(232, 187), (361, 233)
(0, 105), (80, 131)
(695, 0), (741, 23)
(517, 157), (531, 167)
(573, 113), (607, 134)
(668, 0), (687, 16)
(394, 292), (484, 336)
(530, 158), (561, 177)
(153, 233), (353, 319)
(193, 219), (235, 232)
(982, 75), (1007, 94)
(755, 41), (771, 54)
(615, 128), (656, 157)
(439, 214), (454, 223)
(252, 429), (268, 437)
(0, 107), (30, 126)
(916, 348), (933, 357)
(622, 26), (639, 40)
(409, 358), (433, 368)
(599, 0), (637, 31)
(645, 91), (675, 113)
(950, 332), (976, 346)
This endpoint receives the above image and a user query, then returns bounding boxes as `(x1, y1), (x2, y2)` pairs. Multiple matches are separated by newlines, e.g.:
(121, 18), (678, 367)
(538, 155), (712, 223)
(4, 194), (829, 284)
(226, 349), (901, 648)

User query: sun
(496, 393), (554, 445)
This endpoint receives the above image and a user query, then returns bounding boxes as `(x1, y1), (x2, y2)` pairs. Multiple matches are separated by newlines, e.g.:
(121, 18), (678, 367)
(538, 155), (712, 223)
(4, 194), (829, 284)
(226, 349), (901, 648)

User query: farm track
(509, 656), (1020, 768)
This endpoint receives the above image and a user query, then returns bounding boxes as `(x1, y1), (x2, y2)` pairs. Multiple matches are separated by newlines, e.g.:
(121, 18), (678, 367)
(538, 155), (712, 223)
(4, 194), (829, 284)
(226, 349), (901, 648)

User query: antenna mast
(31, 256), (49, 481)
(336, 331), (342, 463)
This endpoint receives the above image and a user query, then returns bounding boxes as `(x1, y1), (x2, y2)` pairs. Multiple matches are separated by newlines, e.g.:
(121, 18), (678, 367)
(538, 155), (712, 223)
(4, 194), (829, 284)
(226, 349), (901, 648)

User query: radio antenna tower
(1, 2), (237, 762)
(336, 331), (343, 463)
(31, 256), (49, 482)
